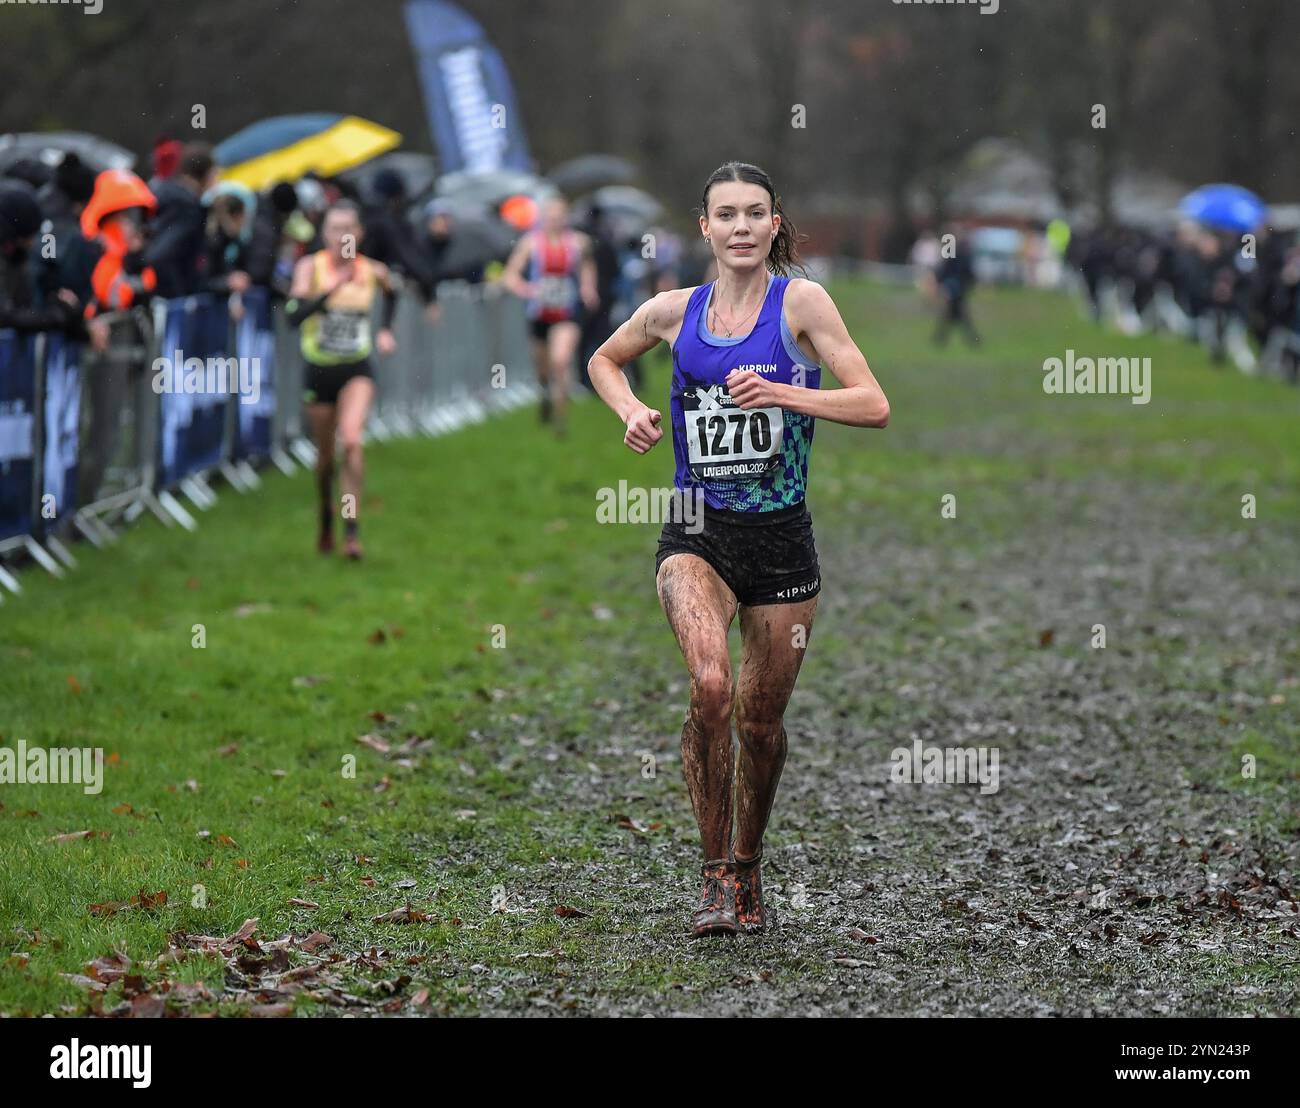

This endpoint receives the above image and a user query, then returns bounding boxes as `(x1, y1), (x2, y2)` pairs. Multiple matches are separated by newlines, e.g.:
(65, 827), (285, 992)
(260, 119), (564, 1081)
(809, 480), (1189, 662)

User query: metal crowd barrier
(0, 281), (539, 597)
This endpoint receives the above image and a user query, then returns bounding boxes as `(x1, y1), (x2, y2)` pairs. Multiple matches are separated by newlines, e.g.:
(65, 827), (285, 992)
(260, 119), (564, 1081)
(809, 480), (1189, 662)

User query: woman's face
(541, 198), (568, 233)
(700, 180), (779, 270)
(322, 210), (361, 257)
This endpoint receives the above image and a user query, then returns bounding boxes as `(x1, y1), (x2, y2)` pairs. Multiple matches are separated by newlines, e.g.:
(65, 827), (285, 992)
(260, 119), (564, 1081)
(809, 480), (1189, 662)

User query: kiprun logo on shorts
(152, 352), (261, 406)
(890, 739), (1000, 795)
(596, 482), (705, 533)
(893, 0), (999, 14)
(0, 741), (104, 794)
(50, 1040), (150, 1088)
(1042, 349), (1151, 405)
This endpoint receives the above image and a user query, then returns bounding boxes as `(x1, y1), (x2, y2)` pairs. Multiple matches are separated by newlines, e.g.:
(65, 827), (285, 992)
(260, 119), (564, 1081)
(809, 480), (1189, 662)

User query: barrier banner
(157, 294), (230, 488)
(42, 334), (81, 528)
(0, 330), (37, 542)
(233, 287), (275, 460)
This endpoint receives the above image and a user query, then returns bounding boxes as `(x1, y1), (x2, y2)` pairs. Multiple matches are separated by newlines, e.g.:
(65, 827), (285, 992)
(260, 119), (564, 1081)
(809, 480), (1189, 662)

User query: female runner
(588, 162), (890, 936)
(285, 200), (399, 560)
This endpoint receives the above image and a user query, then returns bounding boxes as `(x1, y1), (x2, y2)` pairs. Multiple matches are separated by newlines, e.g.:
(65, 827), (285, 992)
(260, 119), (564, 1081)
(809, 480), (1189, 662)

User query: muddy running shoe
(733, 848), (767, 934)
(344, 534), (363, 561)
(691, 858), (738, 938)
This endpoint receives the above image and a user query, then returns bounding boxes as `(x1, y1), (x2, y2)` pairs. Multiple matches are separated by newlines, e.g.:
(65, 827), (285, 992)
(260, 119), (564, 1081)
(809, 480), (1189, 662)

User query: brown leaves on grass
(370, 903), (430, 925)
(88, 889), (167, 918)
(49, 830), (107, 843)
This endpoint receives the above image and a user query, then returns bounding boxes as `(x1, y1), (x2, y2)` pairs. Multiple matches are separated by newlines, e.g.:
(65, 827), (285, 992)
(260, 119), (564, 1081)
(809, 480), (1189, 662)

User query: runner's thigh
(656, 553), (738, 676)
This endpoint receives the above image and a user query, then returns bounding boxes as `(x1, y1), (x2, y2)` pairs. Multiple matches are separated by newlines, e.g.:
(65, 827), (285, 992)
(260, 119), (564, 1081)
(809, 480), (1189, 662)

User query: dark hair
(698, 161), (806, 277)
(324, 198), (362, 221)
(180, 142), (215, 182)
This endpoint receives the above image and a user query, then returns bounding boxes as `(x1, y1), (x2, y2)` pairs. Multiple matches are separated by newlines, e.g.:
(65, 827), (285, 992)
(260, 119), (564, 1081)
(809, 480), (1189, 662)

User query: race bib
(317, 310), (369, 357)
(683, 384), (783, 480)
(536, 274), (575, 310)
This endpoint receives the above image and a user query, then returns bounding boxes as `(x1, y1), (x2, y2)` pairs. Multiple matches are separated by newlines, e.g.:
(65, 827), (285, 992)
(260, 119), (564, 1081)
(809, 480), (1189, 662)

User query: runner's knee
(737, 710), (785, 755)
(689, 663), (733, 725)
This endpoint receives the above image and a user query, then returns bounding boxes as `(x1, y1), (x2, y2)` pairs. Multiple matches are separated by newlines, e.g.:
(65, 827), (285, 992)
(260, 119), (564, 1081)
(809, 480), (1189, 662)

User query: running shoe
(344, 535), (363, 561)
(691, 858), (738, 938)
(733, 848), (767, 934)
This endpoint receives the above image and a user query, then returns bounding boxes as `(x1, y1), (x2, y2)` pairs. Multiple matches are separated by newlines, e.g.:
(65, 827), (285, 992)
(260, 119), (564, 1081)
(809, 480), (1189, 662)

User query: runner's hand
(725, 369), (779, 409)
(623, 404), (663, 454)
(328, 266), (354, 295)
(376, 328), (397, 356)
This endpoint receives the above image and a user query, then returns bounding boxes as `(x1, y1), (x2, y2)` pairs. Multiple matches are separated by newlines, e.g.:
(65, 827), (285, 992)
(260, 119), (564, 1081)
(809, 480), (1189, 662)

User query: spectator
(0, 179), (105, 349)
(36, 153), (99, 307)
(932, 230), (980, 347)
(137, 142), (216, 298)
(578, 202), (621, 392)
(362, 168), (437, 318)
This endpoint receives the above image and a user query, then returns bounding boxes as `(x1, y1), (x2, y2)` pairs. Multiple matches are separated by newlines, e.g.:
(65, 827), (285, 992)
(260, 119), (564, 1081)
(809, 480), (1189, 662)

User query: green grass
(1, 279), (1298, 1016)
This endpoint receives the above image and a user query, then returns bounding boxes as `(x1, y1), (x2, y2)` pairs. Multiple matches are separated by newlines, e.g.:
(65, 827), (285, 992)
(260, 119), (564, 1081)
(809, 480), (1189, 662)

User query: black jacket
(139, 178), (208, 298)
(0, 246), (88, 339)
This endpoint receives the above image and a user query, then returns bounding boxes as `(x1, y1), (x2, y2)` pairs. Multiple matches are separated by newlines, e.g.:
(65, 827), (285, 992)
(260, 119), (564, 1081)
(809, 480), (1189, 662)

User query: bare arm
(727, 278), (889, 428)
(588, 289), (687, 452)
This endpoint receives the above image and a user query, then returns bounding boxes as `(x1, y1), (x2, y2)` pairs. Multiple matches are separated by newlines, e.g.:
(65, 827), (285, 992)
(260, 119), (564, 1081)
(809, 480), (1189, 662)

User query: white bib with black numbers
(317, 310), (370, 358)
(683, 384), (783, 480)
(536, 274), (575, 310)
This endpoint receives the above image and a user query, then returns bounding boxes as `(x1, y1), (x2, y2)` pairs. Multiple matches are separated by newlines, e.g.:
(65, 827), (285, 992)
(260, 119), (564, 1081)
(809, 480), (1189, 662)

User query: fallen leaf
(371, 904), (429, 924)
(297, 932), (332, 954)
(356, 734), (390, 754)
(288, 898), (319, 910)
(49, 830), (99, 843)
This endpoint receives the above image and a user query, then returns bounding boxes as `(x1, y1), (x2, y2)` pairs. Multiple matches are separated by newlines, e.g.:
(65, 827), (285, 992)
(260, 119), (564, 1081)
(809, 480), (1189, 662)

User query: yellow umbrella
(215, 114), (401, 191)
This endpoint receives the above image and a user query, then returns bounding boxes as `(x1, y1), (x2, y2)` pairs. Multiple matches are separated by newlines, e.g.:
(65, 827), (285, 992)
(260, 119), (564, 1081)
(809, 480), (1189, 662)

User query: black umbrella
(425, 203), (519, 276)
(341, 151), (440, 205)
(0, 131), (136, 174)
(435, 168), (554, 211)
(546, 153), (637, 194)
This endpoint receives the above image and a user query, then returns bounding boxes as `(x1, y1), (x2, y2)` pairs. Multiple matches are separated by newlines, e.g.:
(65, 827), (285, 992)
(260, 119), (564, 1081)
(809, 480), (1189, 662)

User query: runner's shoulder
(782, 275), (832, 319)
(640, 285), (698, 340)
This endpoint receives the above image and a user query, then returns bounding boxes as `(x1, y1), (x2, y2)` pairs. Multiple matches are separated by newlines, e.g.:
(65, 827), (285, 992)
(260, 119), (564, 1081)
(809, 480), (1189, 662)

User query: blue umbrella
(213, 114), (401, 191)
(1179, 184), (1266, 234)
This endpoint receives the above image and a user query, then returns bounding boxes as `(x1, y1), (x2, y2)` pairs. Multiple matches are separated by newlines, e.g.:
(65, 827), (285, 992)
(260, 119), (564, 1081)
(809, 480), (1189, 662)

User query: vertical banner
(0, 330), (37, 542)
(233, 287), (275, 460)
(403, 0), (532, 175)
(42, 334), (81, 528)
(157, 294), (230, 488)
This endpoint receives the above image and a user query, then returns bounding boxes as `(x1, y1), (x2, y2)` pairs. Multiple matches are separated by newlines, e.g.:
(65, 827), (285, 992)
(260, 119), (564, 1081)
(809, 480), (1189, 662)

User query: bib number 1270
(686, 406), (783, 479)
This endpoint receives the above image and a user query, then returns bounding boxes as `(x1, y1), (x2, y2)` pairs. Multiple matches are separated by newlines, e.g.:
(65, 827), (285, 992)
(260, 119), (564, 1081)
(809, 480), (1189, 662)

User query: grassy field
(1, 279), (1297, 1017)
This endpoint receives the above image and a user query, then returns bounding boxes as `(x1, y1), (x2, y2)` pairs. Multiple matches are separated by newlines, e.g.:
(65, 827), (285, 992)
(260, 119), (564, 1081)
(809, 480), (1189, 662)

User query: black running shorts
(303, 359), (374, 406)
(655, 498), (821, 607)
